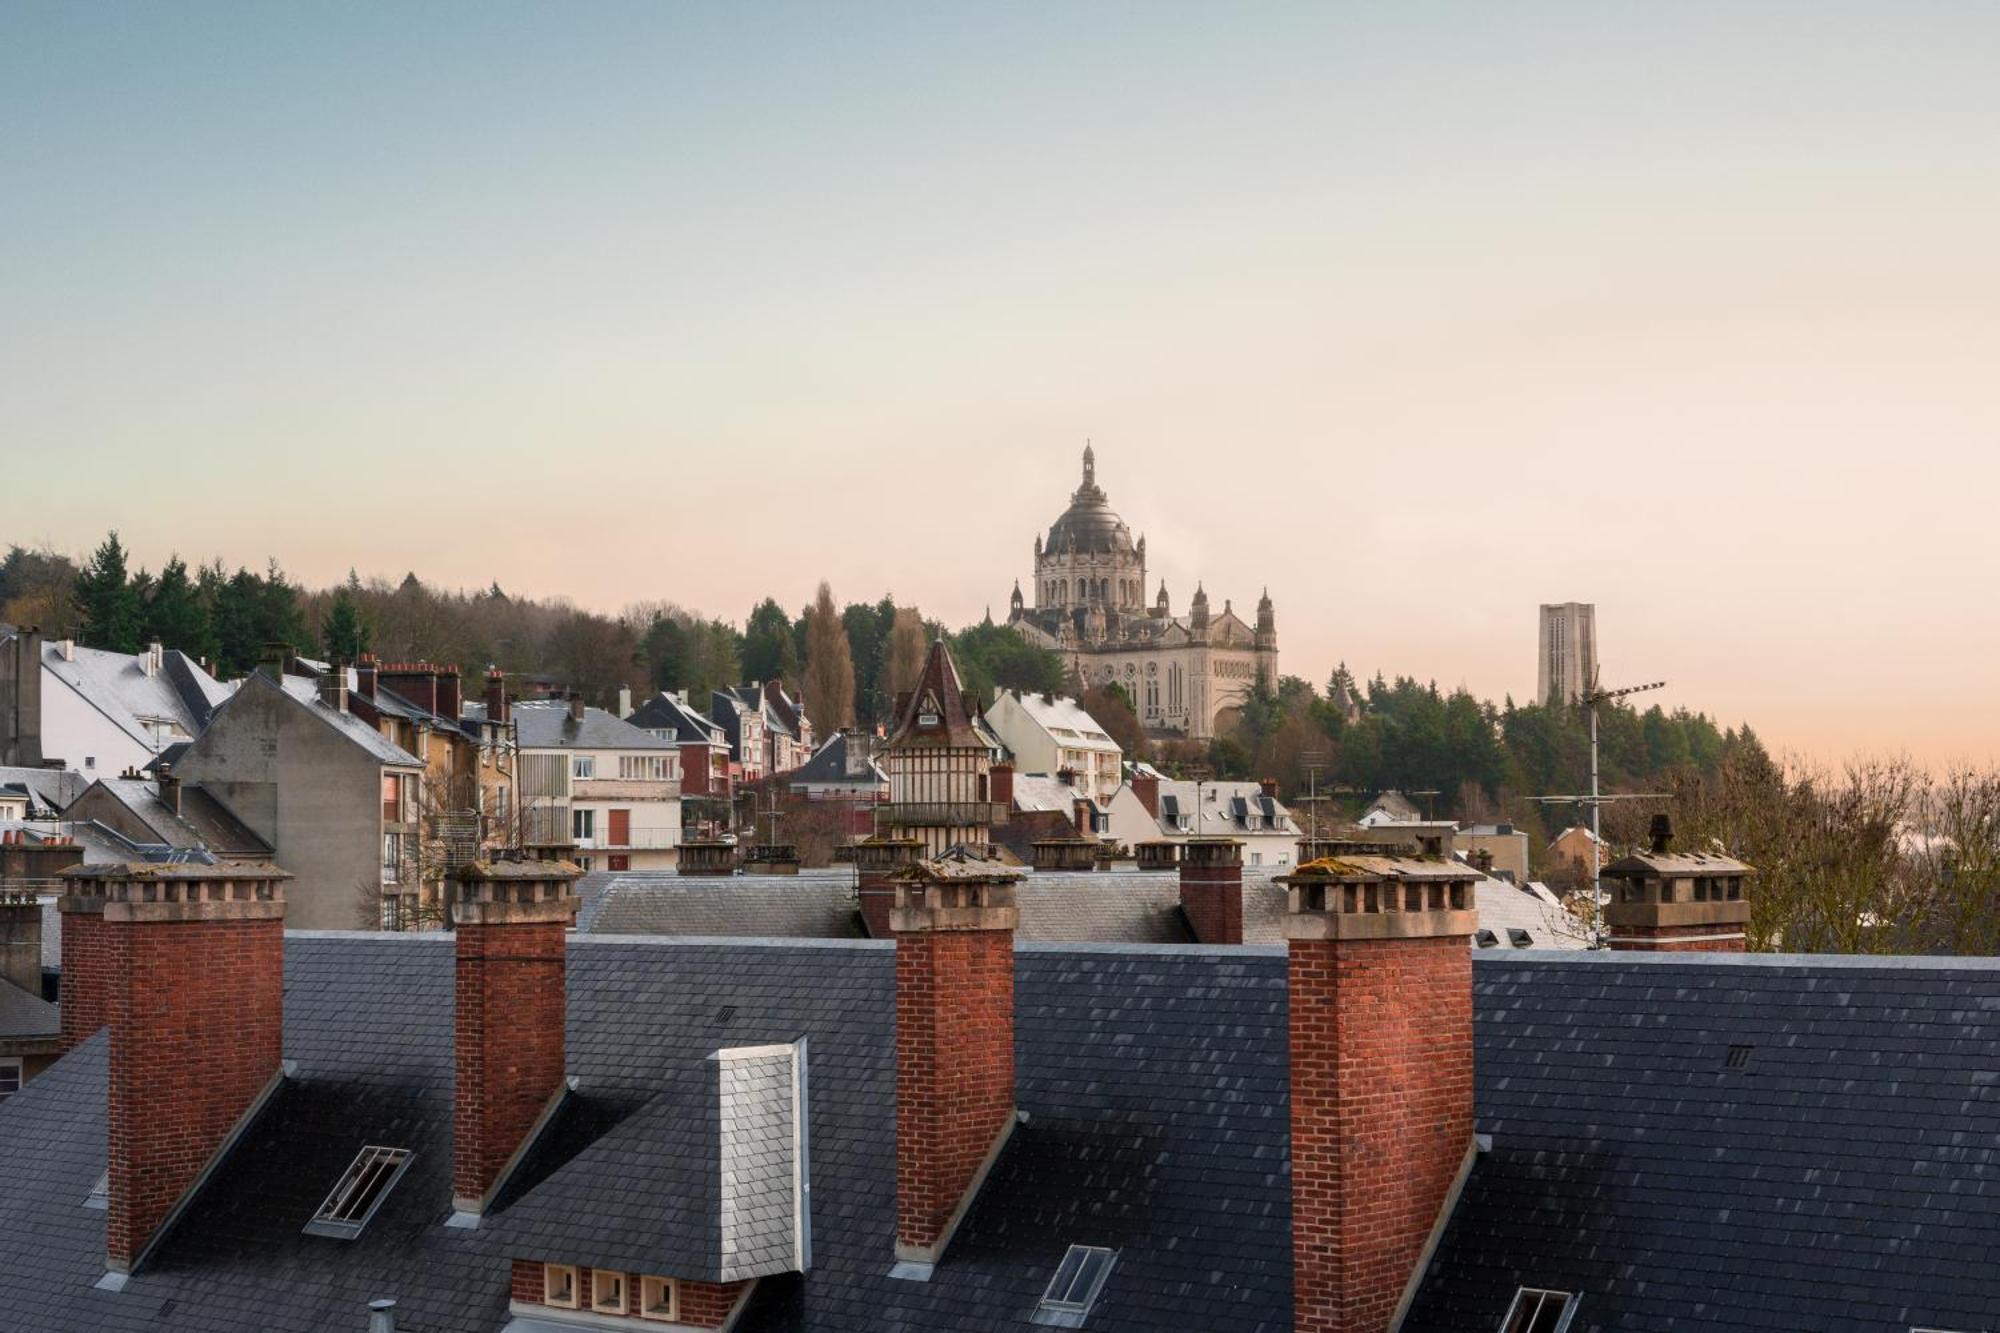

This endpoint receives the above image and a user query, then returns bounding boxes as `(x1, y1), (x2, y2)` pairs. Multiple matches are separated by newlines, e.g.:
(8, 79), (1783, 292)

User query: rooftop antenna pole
(1301, 749), (1328, 843)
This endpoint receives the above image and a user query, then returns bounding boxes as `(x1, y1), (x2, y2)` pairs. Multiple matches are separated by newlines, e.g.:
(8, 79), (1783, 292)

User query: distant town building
(628, 689), (735, 819)
(0, 628), (229, 775)
(1007, 447), (1278, 739)
(1107, 766), (1300, 867)
(982, 689), (1122, 805)
(514, 697), (682, 874)
(1538, 601), (1598, 705)
(878, 640), (1004, 855)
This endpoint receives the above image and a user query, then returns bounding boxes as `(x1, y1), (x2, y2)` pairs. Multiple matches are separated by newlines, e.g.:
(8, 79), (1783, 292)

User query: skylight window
(84, 1171), (108, 1210)
(302, 1146), (413, 1239)
(1501, 1287), (1579, 1333)
(1031, 1245), (1117, 1327)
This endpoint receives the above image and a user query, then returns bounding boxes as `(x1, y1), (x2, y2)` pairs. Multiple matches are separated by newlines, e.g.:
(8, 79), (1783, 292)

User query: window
(303, 1146), (413, 1239)
(572, 808), (596, 841)
(1031, 1245), (1117, 1327)
(382, 773), (401, 823)
(0, 1058), (19, 1100)
(381, 833), (402, 886)
(591, 1269), (627, 1315)
(543, 1264), (579, 1309)
(608, 854), (630, 872)
(640, 1275), (679, 1321)
(572, 755), (596, 780)
(1501, 1288), (1578, 1333)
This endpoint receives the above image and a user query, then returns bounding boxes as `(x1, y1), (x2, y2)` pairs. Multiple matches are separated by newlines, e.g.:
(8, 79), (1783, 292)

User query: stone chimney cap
(455, 857), (585, 883)
(64, 861), (293, 884)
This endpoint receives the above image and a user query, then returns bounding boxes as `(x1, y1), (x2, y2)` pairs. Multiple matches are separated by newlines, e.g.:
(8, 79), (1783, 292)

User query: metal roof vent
(1724, 1044), (1754, 1070)
(1031, 1245), (1117, 1327)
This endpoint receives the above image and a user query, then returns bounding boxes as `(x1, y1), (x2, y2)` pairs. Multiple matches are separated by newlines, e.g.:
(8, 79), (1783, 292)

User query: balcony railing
(878, 802), (1008, 828)
(573, 830), (683, 850)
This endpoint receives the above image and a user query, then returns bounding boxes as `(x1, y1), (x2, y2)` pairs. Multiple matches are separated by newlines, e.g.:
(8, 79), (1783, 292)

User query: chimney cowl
(567, 693), (586, 723)
(1649, 813), (1673, 854)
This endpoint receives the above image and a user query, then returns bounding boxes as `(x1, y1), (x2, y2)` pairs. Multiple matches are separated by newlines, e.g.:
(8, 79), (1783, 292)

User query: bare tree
(802, 581), (856, 732)
(883, 607), (927, 711)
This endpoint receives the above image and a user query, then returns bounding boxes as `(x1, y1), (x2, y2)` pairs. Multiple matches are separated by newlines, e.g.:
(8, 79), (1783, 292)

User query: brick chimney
(987, 762), (1014, 812)
(853, 836), (922, 937)
(1129, 769), (1160, 818)
(1278, 853), (1480, 1333)
(67, 863), (290, 1275)
(0, 893), (42, 998)
(57, 870), (110, 1053)
(1259, 776), (1279, 800)
(356, 653), (379, 700)
(567, 692), (586, 723)
(484, 668), (508, 725)
(1602, 815), (1754, 952)
(320, 658), (349, 713)
(1179, 838), (1244, 944)
(890, 858), (1021, 1275)
(436, 666), (463, 722)
(452, 858), (582, 1216)
(156, 764), (181, 817)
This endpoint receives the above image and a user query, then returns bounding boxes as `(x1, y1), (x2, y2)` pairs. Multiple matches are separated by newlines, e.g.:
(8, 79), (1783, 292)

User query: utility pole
(1531, 670), (1667, 947)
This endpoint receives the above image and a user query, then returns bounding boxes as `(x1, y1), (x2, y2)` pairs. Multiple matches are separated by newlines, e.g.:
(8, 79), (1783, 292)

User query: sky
(5, 2), (1998, 766)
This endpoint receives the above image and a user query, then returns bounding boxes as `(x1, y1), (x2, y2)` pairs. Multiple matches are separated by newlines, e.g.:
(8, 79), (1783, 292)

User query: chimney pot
(567, 693), (585, 723)
(368, 1299), (397, 1333)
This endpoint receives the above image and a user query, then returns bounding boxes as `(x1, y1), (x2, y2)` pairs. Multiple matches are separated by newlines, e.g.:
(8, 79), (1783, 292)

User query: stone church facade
(1007, 446), (1277, 740)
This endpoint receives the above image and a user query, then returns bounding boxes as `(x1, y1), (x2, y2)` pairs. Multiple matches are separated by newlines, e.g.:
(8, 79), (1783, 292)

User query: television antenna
(1299, 749), (1328, 841)
(1529, 671), (1667, 946)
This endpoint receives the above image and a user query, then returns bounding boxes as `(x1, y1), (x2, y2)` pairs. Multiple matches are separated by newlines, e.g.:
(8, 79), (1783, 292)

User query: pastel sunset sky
(5, 3), (1997, 765)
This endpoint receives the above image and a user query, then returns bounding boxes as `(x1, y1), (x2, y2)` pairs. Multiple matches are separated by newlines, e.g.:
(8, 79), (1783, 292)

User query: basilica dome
(1045, 446), (1136, 555)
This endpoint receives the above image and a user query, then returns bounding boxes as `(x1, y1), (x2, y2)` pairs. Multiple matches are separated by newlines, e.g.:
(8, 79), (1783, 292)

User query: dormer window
(590, 1269), (627, 1314)
(1501, 1287), (1578, 1333)
(640, 1275), (680, 1322)
(542, 1264), (579, 1308)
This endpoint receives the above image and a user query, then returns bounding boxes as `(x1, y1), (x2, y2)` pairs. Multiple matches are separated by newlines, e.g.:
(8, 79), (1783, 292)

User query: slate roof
(0, 975), (57, 1039)
(583, 874), (866, 938)
(512, 700), (677, 752)
(71, 778), (270, 857)
(3, 943), (1999, 1330)
(269, 675), (425, 767)
(1153, 782), (1296, 838)
(790, 735), (885, 791)
(0, 765), (87, 814)
(628, 692), (723, 744)
(884, 641), (985, 750)
(37, 641), (227, 755)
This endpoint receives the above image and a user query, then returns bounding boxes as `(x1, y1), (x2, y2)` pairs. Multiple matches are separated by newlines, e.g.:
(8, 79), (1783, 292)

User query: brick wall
(455, 919), (566, 1207)
(1290, 934), (1472, 1333)
(896, 928), (1014, 1252)
(1179, 861), (1244, 945)
(508, 1258), (749, 1327)
(58, 900), (109, 1052)
(107, 916), (284, 1270)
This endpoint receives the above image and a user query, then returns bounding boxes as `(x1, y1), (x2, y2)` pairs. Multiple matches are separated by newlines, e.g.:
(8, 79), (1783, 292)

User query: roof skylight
(1500, 1287), (1578, 1333)
(1031, 1245), (1117, 1327)
(303, 1146), (413, 1239)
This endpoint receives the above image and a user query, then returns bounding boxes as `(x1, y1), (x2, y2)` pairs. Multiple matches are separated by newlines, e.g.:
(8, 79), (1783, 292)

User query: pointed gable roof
(885, 640), (985, 749)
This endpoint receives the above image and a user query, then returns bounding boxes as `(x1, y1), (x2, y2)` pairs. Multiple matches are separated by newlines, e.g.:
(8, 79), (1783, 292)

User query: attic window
(1500, 1287), (1578, 1333)
(1475, 929), (1498, 948)
(640, 1275), (680, 1322)
(543, 1264), (579, 1308)
(302, 1146), (413, 1239)
(1031, 1245), (1117, 1327)
(591, 1269), (627, 1314)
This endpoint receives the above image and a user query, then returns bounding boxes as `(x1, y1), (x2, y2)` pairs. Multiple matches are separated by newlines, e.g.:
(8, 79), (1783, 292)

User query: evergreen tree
(321, 575), (372, 662)
(742, 597), (800, 683)
(73, 531), (141, 652)
(142, 556), (209, 653)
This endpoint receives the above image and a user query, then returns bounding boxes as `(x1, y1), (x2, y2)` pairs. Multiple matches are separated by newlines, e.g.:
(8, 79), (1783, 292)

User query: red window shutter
(608, 809), (631, 846)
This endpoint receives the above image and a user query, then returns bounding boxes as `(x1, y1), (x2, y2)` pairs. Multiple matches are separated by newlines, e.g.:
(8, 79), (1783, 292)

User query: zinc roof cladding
(38, 642), (219, 752)
(511, 700), (677, 752)
(267, 674), (424, 768)
(1404, 952), (2000, 1333)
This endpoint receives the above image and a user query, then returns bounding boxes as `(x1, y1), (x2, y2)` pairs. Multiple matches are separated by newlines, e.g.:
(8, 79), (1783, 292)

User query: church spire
(1082, 441), (1095, 489)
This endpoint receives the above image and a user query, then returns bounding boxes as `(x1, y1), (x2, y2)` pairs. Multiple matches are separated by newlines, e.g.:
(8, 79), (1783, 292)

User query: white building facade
(982, 689), (1123, 805)
(514, 700), (682, 873)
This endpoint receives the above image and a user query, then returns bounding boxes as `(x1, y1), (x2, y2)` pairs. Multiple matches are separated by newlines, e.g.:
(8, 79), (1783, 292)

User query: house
(0, 628), (230, 775)
(61, 772), (271, 863)
(1357, 788), (1425, 825)
(1547, 824), (1603, 883)
(714, 681), (814, 780)
(0, 893), (57, 1100)
(0, 765), (85, 822)
(1106, 765), (1300, 866)
(1454, 822), (1531, 882)
(514, 698), (682, 873)
(876, 641), (1006, 855)
(7, 845), (1996, 1332)
(981, 689), (1123, 805)
(628, 690), (734, 814)
(786, 733), (887, 805)
(170, 668), (426, 930)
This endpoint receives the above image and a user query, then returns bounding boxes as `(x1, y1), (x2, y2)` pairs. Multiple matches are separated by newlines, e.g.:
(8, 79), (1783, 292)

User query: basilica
(1007, 445), (1277, 740)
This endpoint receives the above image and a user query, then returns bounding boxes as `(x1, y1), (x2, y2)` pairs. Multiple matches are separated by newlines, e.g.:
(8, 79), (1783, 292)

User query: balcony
(573, 777), (681, 801)
(879, 801), (1008, 829)
(573, 829), (683, 851)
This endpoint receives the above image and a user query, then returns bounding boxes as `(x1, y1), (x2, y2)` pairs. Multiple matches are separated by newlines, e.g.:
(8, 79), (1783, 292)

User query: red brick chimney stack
(1277, 854), (1480, 1333)
(66, 863), (290, 1275)
(452, 857), (582, 1216)
(1179, 838), (1245, 945)
(987, 762), (1014, 812)
(484, 668), (509, 725)
(1259, 776), (1279, 800)
(1129, 770), (1160, 818)
(356, 653), (379, 700)
(891, 858), (1021, 1274)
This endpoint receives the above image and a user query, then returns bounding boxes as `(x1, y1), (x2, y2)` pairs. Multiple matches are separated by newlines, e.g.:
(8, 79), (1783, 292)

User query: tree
(801, 581), (857, 732)
(1078, 682), (1149, 762)
(141, 556), (209, 654)
(0, 543), (81, 636)
(321, 576), (372, 662)
(73, 531), (141, 652)
(742, 597), (799, 683)
(883, 607), (928, 710)
(842, 597), (894, 724)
